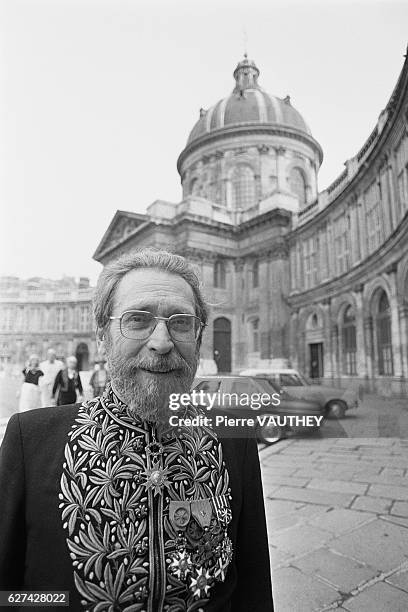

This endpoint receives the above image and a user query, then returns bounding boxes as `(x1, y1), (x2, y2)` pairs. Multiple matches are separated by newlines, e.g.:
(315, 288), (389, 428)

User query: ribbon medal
(191, 499), (213, 529)
(169, 501), (191, 531)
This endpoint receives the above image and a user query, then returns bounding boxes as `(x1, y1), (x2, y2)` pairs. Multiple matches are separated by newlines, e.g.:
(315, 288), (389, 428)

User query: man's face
(102, 268), (200, 423)
(47, 350), (56, 363)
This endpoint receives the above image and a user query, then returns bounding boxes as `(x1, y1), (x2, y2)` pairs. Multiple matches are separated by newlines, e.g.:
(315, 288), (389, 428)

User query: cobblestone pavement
(261, 408), (408, 611)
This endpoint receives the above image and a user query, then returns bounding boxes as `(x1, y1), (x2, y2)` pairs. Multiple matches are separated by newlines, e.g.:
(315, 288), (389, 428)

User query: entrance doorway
(75, 342), (89, 371)
(213, 317), (232, 373)
(309, 343), (324, 379)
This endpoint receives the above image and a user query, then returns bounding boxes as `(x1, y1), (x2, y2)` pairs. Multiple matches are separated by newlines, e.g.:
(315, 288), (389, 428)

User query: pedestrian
(89, 358), (110, 397)
(39, 348), (64, 407)
(52, 355), (84, 406)
(0, 248), (273, 611)
(18, 354), (43, 412)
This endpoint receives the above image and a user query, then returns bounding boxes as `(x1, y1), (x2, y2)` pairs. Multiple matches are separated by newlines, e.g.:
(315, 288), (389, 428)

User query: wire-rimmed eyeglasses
(109, 310), (205, 343)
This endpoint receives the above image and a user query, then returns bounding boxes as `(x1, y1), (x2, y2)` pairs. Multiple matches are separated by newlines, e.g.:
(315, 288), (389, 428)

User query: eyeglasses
(109, 310), (205, 343)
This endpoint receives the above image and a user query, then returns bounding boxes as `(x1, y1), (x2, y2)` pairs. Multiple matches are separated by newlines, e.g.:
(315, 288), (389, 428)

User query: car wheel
(257, 422), (285, 445)
(326, 400), (346, 419)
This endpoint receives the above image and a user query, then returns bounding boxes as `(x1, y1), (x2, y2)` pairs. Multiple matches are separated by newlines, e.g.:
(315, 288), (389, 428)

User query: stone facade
(0, 276), (96, 370)
(94, 54), (408, 396)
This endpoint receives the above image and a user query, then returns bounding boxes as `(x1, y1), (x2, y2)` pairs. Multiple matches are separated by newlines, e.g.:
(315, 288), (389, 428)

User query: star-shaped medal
(169, 550), (193, 580)
(142, 459), (171, 496)
(189, 567), (212, 599)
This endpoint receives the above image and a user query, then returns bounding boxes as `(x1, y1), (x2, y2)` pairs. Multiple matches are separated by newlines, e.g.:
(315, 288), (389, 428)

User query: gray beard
(106, 345), (198, 425)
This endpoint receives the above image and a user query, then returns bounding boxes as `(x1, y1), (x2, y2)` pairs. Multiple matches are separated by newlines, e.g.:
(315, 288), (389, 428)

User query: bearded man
(0, 248), (273, 612)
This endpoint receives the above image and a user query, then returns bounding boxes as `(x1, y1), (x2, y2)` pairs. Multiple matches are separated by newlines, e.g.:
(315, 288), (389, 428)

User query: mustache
(120, 353), (193, 375)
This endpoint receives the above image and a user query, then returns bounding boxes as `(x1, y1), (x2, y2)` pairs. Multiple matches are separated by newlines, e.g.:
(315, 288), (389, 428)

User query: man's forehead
(114, 268), (195, 307)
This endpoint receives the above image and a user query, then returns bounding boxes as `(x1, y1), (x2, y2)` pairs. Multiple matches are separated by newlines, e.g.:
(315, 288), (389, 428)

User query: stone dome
(187, 55), (312, 146)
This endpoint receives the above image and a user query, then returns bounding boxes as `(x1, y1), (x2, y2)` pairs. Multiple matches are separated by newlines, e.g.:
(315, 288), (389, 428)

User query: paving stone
(368, 483), (408, 500)
(270, 485), (355, 507)
(386, 570), (408, 593)
(268, 512), (306, 532)
(307, 508), (373, 535)
(380, 515), (408, 528)
(268, 546), (292, 569)
(272, 566), (340, 612)
(342, 581), (408, 611)
(351, 495), (393, 514)
(270, 524), (331, 556)
(391, 501), (408, 517)
(307, 478), (368, 495)
(381, 467), (406, 477)
(266, 499), (304, 516)
(293, 547), (378, 592)
(331, 518), (408, 571)
(353, 473), (408, 486)
(262, 474), (309, 488)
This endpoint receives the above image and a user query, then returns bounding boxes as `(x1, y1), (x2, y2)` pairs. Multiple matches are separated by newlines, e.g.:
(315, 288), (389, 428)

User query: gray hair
(93, 248), (208, 335)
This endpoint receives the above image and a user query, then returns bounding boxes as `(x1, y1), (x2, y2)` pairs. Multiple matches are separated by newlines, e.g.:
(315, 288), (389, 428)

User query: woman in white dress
(18, 355), (44, 412)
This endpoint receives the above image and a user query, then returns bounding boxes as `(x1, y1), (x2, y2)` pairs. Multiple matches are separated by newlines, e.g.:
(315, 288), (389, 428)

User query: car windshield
(254, 377), (280, 393)
(280, 373), (310, 386)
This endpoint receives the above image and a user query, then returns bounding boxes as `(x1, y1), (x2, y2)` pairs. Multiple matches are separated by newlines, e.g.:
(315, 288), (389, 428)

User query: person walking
(52, 356), (83, 406)
(39, 349), (63, 407)
(18, 355), (43, 412)
(89, 358), (110, 397)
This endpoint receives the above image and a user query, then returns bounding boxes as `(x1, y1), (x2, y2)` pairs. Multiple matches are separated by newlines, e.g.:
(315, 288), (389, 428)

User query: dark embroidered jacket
(0, 386), (273, 612)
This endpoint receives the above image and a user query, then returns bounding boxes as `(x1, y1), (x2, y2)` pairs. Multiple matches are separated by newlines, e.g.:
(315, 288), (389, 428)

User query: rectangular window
(320, 227), (328, 280)
(333, 214), (350, 275)
(365, 181), (383, 253)
(79, 306), (89, 331)
(56, 307), (66, 332)
(290, 249), (297, 290)
(395, 136), (408, 216)
(303, 240), (312, 289)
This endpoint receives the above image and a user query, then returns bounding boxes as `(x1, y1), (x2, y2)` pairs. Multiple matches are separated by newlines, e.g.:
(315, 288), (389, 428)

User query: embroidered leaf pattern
(60, 392), (232, 611)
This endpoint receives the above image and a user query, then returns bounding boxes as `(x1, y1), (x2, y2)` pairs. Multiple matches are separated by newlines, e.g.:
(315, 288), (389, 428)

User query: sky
(0, 0), (407, 284)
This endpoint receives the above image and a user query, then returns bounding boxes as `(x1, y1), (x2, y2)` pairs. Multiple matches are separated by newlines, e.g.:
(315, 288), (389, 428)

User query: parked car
(239, 368), (359, 419)
(192, 375), (326, 445)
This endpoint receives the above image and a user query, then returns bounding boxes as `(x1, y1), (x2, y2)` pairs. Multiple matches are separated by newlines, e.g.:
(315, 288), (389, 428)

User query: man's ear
(96, 328), (107, 359)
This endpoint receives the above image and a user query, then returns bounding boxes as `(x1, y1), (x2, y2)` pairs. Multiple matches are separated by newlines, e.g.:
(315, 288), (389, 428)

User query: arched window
(250, 318), (259, 352)
(342, 305), (357, 375)
(252, 260), (259, 288)
(214, 260), (226, 289)
(289, 168), (307, 207)
(231, 165), (255, 209)
(376, 291), (393, 375)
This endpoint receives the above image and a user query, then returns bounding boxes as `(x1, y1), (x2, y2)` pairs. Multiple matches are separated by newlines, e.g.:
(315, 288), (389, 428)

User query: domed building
(94, 52), (408, 396)
(178, 55), (322, 216)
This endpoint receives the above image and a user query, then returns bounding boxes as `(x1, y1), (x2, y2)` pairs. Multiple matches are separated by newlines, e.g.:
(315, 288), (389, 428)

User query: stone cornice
(177, 124), (323, 173)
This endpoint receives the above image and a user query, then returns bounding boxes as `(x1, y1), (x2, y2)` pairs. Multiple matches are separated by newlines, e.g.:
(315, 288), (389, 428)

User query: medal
(143, 459), (171, 496)
(211, 495), (232, 526)
(191, 499), (212, 529)
(169, 500), (191, 530)
(168, 549), (193, 580)
(189, 567), (212, 599)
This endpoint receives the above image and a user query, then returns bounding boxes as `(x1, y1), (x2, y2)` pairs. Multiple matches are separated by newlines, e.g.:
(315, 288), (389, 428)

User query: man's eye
(171, 316), (193, 329)
(125, 313), (151, 327)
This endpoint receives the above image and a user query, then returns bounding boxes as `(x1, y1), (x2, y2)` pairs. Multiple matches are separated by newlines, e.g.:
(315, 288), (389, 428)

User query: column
(354, 290), (367, 377)
(259, 257), (270, 360)
(387, 157), (399, 228)
(390, 294), (403, 377)
(363, 315), (374, 379)
(398, 304), (408, 379)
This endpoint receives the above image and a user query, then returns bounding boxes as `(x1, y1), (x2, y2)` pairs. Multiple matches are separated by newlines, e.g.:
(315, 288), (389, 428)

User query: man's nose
(145, 320), (174, 354)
